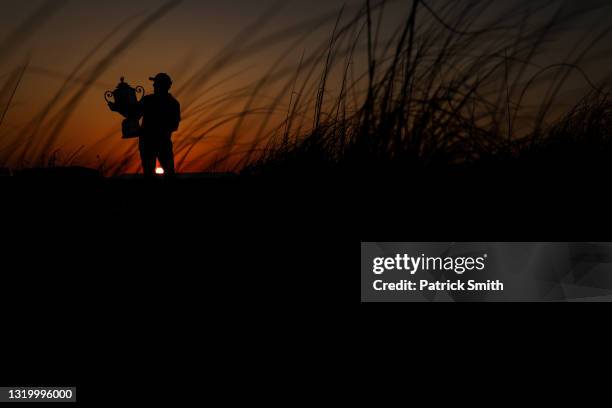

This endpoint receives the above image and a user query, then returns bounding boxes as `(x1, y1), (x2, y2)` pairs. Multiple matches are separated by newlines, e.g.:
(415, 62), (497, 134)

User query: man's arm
(108, 98), (144, 119)
(128, 98), (145, 120)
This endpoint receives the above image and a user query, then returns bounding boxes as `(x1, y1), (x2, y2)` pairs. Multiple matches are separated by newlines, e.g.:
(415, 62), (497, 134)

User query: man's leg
(139, 138), (157, 179)
(158, 137), (176, 178)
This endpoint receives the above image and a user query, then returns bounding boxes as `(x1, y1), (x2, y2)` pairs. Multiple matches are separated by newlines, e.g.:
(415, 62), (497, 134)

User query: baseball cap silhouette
(149, 73), (172, 85)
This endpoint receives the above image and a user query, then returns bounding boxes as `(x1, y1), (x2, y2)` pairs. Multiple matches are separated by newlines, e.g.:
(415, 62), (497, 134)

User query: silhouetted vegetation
(240, 0), (612, 182)
(2, 0), (612, 181)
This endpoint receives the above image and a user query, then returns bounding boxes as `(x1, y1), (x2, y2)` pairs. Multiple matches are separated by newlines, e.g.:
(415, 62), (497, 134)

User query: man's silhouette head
(149, 73), (172, 94)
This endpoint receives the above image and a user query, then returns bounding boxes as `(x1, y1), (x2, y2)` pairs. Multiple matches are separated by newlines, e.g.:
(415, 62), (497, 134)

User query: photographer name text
(372, 253), (504, 292)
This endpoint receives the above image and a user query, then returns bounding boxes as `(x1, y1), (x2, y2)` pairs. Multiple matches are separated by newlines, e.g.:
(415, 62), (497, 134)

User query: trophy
(105, 77), (145, 139)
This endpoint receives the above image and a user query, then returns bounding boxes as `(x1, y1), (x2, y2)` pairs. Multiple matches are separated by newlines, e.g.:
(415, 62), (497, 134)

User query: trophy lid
(116, 77), (131, 90)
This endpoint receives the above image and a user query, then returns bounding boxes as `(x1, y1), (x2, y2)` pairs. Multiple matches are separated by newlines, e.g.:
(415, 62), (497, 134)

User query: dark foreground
(2, 165), (611, 240)
(2, 166), (611, 402)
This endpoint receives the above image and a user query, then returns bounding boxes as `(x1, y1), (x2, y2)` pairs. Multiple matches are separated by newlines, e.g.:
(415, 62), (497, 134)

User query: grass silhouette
(2, 0), (612, 180)
(241, 0), (612, 183)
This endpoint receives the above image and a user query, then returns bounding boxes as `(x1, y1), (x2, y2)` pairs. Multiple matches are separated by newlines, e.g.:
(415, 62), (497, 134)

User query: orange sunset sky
(1, 0), (612, 174)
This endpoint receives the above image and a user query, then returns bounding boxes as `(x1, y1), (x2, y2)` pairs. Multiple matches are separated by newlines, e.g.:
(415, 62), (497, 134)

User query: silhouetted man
(111, 73), (181, 178)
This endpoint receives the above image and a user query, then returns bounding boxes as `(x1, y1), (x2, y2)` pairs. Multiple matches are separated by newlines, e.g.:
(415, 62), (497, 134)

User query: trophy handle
(105, 91), (114, 104)
(135, 86), (145, 102)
